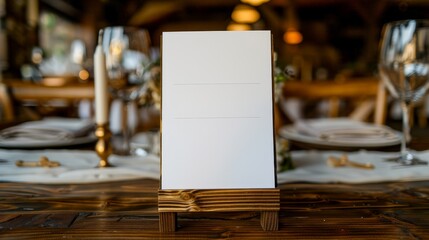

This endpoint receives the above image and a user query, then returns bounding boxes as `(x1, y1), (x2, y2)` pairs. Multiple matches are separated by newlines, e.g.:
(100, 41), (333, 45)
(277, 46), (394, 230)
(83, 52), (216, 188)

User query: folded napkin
(0, 149), (159, 184)
(294, 119), (398, 143)
(277, 118), (401, 149)
(278, 150), (429, 184)
(0, 118), (95, 141)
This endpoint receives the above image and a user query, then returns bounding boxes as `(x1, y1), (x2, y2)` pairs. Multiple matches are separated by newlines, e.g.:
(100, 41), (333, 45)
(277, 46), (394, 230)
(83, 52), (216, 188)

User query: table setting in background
(0, 25), (162, 183)
(277, 19), (429, 174)
(275, 116), (429, 183)
(0, 116), (161, 184)
(1, 21), (429, 187)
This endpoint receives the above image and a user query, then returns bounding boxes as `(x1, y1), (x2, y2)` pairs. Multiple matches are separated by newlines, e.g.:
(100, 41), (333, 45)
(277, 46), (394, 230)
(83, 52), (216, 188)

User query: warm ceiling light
(283, 29), (303, 45)
(241, 0), (270, 6)
(227, 22), (252, 31)
(231, 4), (260, 23)
(79, 69), (90, 81)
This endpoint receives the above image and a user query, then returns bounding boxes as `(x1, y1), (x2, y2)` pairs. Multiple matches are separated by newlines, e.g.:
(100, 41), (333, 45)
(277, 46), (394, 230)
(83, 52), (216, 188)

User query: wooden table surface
(0, 179), (428, 239)
(1, 136), (429, 239)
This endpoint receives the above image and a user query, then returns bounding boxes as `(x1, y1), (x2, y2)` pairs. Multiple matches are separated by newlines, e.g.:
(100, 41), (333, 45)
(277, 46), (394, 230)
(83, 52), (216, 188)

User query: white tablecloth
(0, 149), (159, 184)
(1, 149), (428, 184)
(278, 150), (429, 183)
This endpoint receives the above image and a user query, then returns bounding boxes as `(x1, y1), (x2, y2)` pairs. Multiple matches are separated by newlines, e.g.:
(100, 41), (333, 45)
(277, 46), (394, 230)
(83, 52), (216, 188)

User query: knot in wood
(180, 192), (194, 201)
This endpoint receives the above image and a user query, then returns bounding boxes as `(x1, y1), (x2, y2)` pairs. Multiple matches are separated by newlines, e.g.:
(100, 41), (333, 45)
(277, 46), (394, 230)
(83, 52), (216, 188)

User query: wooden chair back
(2, 80), (95, 122)
(8, 81), (94, 101)
(0, 82), (14, 122)
(277, 77), (387, 126)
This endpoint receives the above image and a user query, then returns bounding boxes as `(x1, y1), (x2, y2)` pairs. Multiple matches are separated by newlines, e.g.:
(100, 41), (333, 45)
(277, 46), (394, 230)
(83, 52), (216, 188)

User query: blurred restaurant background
(1, 0), (429, 127)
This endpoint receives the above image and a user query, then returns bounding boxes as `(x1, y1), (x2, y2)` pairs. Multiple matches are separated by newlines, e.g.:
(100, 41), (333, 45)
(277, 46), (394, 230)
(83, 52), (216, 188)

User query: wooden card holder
(159, 31), (279, 232)
(158, 188), (280, 232)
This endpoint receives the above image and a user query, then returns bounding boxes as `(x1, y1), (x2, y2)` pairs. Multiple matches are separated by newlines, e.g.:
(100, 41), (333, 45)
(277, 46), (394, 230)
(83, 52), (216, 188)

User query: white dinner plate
(0, 118), (97, 149)
(0, 134), (97, 149)
(278, 118), (401, 149)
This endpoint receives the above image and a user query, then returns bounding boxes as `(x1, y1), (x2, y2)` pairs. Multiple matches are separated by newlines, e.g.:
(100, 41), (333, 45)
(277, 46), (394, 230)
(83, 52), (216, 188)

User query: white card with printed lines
(161, 31), (275, 189)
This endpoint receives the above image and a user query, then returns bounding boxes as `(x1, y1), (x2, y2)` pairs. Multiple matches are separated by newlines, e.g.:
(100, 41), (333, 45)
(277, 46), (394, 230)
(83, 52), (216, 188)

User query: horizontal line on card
(173, 82), (261, 85)
(174, 116), (261, 119)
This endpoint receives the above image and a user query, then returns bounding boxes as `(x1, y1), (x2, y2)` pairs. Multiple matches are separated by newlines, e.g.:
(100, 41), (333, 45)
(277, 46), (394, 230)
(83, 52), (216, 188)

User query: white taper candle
(94, 30), (108, 124)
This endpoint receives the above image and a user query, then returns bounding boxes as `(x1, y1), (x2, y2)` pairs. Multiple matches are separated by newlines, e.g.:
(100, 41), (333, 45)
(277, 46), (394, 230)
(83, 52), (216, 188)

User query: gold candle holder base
(95, 123), (113, 167)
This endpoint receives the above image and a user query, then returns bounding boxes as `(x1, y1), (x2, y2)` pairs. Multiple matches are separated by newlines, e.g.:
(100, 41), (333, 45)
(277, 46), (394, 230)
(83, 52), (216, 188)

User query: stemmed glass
(101, 26), (152, 155)
(379, 19), (429, 166)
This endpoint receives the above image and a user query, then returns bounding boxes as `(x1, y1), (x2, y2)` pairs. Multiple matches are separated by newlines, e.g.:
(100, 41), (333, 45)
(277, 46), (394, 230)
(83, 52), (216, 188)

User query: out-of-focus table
(0, 129), (429, 239)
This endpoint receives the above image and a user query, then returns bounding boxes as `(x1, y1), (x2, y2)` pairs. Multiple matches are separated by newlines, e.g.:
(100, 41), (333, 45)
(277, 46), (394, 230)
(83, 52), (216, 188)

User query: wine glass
(379, 19), (429, 166)
(101, 26), (152, 155)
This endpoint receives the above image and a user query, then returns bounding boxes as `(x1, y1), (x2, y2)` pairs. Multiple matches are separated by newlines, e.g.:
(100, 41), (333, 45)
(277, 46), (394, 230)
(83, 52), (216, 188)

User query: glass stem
(121, 100), (131, 154)
(400, 101), (411, 156)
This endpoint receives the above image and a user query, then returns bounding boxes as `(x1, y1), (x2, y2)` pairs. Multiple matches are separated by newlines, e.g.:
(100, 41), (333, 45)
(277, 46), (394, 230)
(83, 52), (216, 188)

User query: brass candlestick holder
(95, 123), (113, 167)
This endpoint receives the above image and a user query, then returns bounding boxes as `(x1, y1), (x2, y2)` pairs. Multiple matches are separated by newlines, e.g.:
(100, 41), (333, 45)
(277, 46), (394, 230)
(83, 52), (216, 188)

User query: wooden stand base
(158, 188), (280, 232)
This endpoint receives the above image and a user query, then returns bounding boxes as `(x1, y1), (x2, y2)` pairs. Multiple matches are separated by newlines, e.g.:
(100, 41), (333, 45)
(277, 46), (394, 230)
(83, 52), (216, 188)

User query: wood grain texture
(260, 211), (278, 231)
(158, 189), (280, 232)
(158, 189), (280, 212)
(159, 212), (176, 232)
(1, 179), (429, 239)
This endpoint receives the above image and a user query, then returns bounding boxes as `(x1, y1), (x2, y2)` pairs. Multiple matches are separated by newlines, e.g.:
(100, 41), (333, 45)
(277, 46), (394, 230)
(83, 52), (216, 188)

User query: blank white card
(161, 31), (275, 189)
